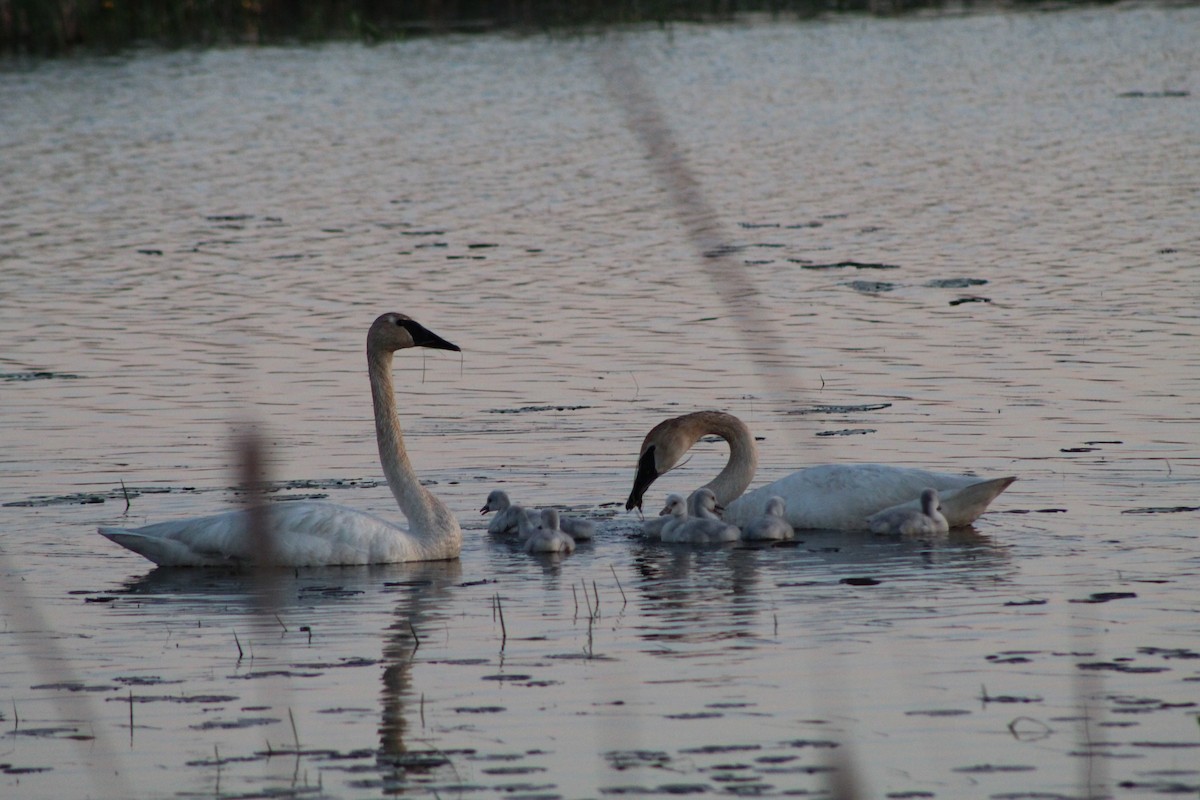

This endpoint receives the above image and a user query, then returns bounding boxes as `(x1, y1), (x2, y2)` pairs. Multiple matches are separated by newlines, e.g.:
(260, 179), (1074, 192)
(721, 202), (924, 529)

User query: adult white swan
(98, 312), (463, 567)
(625, 410), (1015, 531)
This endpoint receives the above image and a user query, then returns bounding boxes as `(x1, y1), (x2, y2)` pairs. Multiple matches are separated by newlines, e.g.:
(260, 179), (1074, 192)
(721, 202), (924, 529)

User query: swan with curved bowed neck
(481, 490), (594, 540)
(742, 496), (795, 541)
(98, 312), (463, 567)
(867, 488), (950, 535)
(626, 410), (1015, 531)
(642, 493), (683, 539)
(523, 509), (577, 554)
(661, 489), (741, 544)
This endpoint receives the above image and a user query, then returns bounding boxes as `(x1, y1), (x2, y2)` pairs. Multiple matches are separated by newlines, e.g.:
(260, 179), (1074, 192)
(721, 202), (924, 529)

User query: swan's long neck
(368, 347), (460, 557)
(694, 412), (758, 506)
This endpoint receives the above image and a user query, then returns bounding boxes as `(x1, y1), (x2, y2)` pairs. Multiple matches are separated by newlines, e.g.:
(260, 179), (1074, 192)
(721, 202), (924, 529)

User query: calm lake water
(2, 4), (1199, 798)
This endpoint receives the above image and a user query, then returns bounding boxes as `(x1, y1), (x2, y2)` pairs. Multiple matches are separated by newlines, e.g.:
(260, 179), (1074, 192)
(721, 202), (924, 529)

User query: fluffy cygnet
(866, 488), (950, 535)
(741, 496), (795, 541)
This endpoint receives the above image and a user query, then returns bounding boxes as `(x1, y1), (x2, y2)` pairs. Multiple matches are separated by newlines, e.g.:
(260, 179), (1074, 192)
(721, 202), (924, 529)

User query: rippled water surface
(2, 4), (1199, 798)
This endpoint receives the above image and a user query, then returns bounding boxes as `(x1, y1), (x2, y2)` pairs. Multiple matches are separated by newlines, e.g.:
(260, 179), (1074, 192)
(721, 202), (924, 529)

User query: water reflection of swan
(625, 411), (1015, 530)
(662, 490), (740, 544)
(98, 313), (463, 567)
(523, 509), (577, 554)
(377, 560), (462, 762)
(868, 488), (949, 535)
(742, 496), (795, 541)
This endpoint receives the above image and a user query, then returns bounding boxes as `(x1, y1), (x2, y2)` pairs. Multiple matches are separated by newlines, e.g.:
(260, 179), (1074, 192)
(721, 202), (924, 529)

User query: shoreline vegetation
(2, 0), (1118, 56)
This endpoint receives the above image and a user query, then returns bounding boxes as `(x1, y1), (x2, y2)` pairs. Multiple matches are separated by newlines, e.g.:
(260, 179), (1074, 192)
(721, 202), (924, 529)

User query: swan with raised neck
(98, 312), (463, 567)
(626, 410), (1014, 531)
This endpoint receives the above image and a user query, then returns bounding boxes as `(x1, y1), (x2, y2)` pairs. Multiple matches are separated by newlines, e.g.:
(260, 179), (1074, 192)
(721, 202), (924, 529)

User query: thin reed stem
(494, 593), (507, 651)
(610, 564), (627, 606)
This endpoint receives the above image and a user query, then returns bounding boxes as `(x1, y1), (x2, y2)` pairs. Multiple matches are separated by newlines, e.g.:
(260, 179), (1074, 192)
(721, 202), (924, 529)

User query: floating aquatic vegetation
(30, 682), (115, 693)
(486, 405), (591, 414)
(789, 403), (891, 415)
(791, 260), (898, 270)
(1077, 662), (1169, 674)
(605, 750), (672, 770)
(845, 280), (896, 293)
(1118, 90), (1190, 98)
(926, 278), (988, 288)
(1069, 592), (1137, 603)
(0, 371), (80, 382)
(190, 717), (280, 731)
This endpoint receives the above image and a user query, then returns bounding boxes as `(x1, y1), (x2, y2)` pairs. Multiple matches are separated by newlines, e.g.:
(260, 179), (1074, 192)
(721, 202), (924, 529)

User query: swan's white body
(661, 490), (741, 544)
(642, 493), (683, 539)
(627, 411), (1015, 531)
(482, 490), (593, 540)
(742, 496), (795, 541)
(867, 488), (950, 535)
(98, 312), (463, 567)
(523, 509), (577, 554)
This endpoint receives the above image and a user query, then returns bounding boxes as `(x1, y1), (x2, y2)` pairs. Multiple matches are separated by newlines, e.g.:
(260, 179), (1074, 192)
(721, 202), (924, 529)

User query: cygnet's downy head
(481, 489), (511, 515)
(687, 488), (722, 517)
(661, 494), (687, 518)
(539, 508), (561, 531)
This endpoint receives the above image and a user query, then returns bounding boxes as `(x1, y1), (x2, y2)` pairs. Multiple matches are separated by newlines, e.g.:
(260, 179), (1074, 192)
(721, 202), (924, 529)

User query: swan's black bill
(402, 319), (461, 352)
(625, 446), (660, 511)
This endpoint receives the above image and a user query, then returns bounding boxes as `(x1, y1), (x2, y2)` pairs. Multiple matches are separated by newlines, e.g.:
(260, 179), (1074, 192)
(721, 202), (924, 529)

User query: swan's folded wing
(98, 527), (240, 567)
(726, 465), (1015, 530)
(935, 476), (1017, 527)
(866, 476), (1016, 530)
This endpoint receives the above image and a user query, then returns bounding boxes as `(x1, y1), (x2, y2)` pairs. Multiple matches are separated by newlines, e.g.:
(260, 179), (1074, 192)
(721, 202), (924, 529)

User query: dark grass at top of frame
(2, 0), (1135, 57)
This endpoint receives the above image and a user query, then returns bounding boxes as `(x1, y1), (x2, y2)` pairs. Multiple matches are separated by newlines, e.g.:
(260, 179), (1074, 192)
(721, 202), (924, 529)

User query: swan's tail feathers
(98, 528), (229, 568)
(939, 476), (1017, 527)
